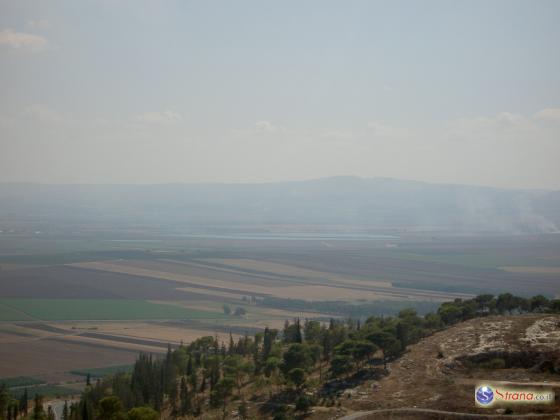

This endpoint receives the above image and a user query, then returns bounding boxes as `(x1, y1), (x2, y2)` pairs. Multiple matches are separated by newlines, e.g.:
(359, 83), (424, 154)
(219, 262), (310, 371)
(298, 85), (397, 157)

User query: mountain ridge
(0, 176), (558, 234)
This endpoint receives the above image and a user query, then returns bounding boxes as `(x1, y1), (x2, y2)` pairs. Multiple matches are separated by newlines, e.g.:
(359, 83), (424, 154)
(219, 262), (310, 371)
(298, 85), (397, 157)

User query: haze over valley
(1, 176), (559, 235)
(1, 1), (559, 419)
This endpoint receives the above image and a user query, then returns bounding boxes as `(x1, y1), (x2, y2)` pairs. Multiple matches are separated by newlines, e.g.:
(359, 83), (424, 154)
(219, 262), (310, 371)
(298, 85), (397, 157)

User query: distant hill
(0, 176), (558, 234)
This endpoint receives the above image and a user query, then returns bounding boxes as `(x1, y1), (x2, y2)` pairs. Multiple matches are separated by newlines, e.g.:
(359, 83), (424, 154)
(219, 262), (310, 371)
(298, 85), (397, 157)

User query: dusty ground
(314, 314), (560, 419)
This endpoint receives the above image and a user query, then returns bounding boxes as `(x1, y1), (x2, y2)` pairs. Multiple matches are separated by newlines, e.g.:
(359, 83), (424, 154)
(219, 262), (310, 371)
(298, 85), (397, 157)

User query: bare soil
(0, 335), (137, 377)
(0, 265), (206, 300)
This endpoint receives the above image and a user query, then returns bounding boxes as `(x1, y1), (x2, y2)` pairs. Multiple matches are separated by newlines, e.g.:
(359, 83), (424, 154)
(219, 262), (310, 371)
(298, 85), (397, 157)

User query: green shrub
(480, 358), (506, 369)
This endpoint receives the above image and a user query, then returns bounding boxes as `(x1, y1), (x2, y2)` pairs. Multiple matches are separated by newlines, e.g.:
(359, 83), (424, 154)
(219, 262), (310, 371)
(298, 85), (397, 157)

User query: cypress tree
(228, 333), (235, 355)
(189, 369), (198, 393)
(11, 402), (19, 420)
(20, 388), (28, 415)
(262, 327), (273, 362)
(295, 318), (303, 343)
(33, 394), (45, 420)
(199, 374), (206, 393)
(62, 401), (69, 420)
(186, 355), (193, 377)
(179, 376), (190, 416)
(169, 377), (178, 417)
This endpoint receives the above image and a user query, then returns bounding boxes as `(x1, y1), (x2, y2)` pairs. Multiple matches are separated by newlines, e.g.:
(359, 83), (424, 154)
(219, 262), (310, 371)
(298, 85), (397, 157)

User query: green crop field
(0, 303), (34, 321)
(0, 299), (224, 321)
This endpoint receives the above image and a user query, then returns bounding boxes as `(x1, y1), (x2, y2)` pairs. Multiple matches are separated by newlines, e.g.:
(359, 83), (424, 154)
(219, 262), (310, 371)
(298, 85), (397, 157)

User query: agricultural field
(70, 260), (407, 301)
(0, 330), (139, 378)
(0, 320), (238, 380)
(0, 232), (558, 394)
(69, 258), (471, 302)
(0, 265), (202, 300)
(0, 299), (224, 321)
(0, 302), (34, 321)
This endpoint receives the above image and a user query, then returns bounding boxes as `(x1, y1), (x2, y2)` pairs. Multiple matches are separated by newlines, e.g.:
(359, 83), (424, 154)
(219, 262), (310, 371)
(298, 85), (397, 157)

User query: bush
(295, 395), (313, 413)
(127, 407), (158, 420)
(234, 307), (247, 316)
(272, 404), (288, 420)
(287, 368), (306, 388)
(480, 358), (506, 369)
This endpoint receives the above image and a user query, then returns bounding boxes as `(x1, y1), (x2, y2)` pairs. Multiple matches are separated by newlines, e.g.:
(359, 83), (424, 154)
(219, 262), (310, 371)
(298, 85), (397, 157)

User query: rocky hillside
(326, 314), (560, 419)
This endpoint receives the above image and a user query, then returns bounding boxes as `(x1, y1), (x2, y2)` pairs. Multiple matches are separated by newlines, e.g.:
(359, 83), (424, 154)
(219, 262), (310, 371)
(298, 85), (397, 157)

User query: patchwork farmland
(1, 233), (559, 398)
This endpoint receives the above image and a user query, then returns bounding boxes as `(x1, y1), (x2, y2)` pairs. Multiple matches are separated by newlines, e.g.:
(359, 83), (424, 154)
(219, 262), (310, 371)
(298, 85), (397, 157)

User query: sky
(0, 0), (559, 189)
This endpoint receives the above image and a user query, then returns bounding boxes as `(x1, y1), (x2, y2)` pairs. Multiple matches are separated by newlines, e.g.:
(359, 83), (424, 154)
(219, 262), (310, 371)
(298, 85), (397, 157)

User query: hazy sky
(1, 0), (559, 189)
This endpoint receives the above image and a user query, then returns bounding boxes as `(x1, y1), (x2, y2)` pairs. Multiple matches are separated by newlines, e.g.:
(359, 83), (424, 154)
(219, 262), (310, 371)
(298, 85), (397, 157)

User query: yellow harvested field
(51, 321), (234, 345)
(199, 258), (393, 288)
(70, 261), (392, 301)
(56, 334), (167, 354)
(500, 266), (560, 274)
